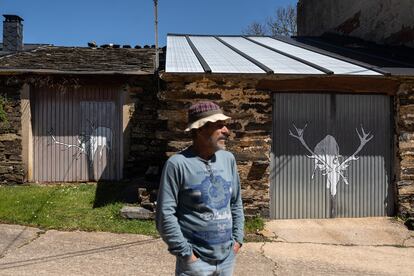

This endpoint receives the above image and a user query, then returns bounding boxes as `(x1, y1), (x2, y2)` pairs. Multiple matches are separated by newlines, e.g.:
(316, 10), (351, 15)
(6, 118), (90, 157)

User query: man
(156, 101), (244, 276)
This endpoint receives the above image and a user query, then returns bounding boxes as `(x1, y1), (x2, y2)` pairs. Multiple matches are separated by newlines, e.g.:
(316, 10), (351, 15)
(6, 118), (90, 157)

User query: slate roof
(0, 43), (51, 56)
(0, 46), (161, 75)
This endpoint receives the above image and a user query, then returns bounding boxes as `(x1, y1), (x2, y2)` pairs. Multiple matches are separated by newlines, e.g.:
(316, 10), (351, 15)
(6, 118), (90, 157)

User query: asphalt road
(0, 218), (412, 275)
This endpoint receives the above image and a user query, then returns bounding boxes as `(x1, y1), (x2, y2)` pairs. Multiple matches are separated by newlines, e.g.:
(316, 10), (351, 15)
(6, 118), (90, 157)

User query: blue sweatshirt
(156, 148), (244, 262)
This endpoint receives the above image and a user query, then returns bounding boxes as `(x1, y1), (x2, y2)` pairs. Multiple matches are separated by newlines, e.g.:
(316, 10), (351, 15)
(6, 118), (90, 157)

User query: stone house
(0, 15), (165, 184)
(155, 0), (414, 221)
(160, 34), (414, 221)
(1, 11), (414, 224)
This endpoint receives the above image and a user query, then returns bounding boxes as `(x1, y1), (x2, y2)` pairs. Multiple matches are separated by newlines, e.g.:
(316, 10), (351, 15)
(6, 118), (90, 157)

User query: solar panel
(249, 37), (381, 75)
(219, 36), (322, 74)
(166, 36), (204, 73)
(189, 36), (265, 73)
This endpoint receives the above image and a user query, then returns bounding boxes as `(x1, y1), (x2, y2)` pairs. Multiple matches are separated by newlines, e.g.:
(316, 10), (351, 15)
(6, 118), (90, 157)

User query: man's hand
(233, 242), (241, 254)
(188, 253), (199, 263)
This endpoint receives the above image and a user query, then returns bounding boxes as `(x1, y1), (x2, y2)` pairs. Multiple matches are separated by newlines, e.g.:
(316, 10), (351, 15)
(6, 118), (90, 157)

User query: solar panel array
(166, 35), (382, 76)
(165, 36), (204, 73)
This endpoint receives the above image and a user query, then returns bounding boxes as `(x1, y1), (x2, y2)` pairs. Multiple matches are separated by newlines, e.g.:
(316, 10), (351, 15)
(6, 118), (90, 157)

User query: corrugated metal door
(32, 86), (123, 182)
(271, 93), (393, 219)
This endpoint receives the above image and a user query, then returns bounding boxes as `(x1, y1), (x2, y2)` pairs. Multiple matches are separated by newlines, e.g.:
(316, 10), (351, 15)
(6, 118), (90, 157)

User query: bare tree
(267, 4), (297, 36)
(243, 4), (297, 37)
(242, 21), (267, 36)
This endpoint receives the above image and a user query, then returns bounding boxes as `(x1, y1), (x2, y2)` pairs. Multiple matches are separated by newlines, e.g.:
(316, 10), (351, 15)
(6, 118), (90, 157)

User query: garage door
(32, 86), (123, 182)
(271, 93), (394, 219)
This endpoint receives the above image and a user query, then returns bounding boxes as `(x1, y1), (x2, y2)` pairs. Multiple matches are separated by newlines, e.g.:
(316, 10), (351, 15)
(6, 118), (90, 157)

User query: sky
(1, 0), (297, 47)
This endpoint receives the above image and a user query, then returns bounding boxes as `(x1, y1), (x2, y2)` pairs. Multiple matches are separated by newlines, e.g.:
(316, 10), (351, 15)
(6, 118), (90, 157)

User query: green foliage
(0, 184), (157, 236)
(244, 215), (268, 242)
(245, 215), (265, 234)
(0, 184), (272, 241)
(0, 95), (8, 124)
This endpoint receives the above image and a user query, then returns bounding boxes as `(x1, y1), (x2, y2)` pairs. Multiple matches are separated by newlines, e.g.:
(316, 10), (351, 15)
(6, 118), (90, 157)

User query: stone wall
(0, 79), (24, 183)
(123, 76), (168, 180)
(396, 79), (414, 221)
(297, 0), (414, 47)
(1, 72), (411, 221)
(159, 74), (272, 216)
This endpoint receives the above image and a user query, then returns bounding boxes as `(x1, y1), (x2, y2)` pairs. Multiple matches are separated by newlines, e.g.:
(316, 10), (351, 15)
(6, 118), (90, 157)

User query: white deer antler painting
(48, 122), (113, 167)
(289, 124), (373, 196)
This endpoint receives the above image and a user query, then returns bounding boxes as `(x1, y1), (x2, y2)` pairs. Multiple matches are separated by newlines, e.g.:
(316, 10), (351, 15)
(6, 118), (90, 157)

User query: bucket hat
(185, 101), (231, 132)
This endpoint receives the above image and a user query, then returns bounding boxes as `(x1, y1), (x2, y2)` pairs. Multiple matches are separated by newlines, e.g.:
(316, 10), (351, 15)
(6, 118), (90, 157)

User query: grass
(244, 215), (268, 242)
(0, 183), (267, 242)
(0, 183), (157, 236)
(245, 215), (265, 234)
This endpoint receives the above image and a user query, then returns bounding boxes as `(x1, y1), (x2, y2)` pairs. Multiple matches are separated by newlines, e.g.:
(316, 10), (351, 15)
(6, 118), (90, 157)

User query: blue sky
(1, 0), (297, 47)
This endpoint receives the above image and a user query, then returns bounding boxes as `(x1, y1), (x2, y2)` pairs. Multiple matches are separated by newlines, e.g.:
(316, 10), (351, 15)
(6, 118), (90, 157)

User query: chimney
(3, 14), (24, 52)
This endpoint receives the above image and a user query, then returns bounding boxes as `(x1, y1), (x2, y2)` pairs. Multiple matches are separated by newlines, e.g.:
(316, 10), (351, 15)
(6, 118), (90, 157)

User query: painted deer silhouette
(48, 121), (113, 165)
(289, 124), (373, 196)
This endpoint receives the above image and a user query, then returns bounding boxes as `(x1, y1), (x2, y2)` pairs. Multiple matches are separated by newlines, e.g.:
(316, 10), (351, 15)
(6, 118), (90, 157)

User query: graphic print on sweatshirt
(194, 175), (232, 209)
(190, 174), (233, 245)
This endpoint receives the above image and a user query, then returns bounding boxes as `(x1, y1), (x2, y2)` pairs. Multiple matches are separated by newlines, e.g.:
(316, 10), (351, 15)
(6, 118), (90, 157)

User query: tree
(267, 4), (297, 36)
(243, 4), (297, 37)
(242, 21), (266, 36)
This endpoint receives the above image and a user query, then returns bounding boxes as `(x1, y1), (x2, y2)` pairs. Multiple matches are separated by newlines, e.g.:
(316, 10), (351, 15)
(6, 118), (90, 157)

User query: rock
(0, 134), (20, 141)
(167, 141), (191, 152)
(138, 188), (150, 203)
(120, 206), (155, 220)
(247, 161), (269, 181)
(141, 202), (155, 212)
(399, 185), (414, 196)
(158, 109), (187, 121)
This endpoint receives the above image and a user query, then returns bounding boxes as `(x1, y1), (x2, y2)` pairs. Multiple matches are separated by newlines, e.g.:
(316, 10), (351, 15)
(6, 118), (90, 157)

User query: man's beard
(210, 136), (227, 151)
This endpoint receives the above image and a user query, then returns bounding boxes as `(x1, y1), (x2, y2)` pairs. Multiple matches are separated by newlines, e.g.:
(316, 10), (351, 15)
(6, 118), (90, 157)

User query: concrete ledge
(265, 217), (412, 246)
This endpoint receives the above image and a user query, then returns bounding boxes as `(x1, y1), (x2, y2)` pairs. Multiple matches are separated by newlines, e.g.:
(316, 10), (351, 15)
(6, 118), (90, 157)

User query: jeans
(175, 250), (236, 276)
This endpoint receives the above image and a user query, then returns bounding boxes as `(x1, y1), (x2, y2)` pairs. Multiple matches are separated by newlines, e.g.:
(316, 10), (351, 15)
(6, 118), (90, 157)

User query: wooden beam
(257, 76), (400, 95)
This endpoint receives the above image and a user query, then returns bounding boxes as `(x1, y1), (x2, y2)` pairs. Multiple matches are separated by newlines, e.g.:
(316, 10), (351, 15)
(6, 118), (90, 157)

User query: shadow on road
(0, 238), (159, 271)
